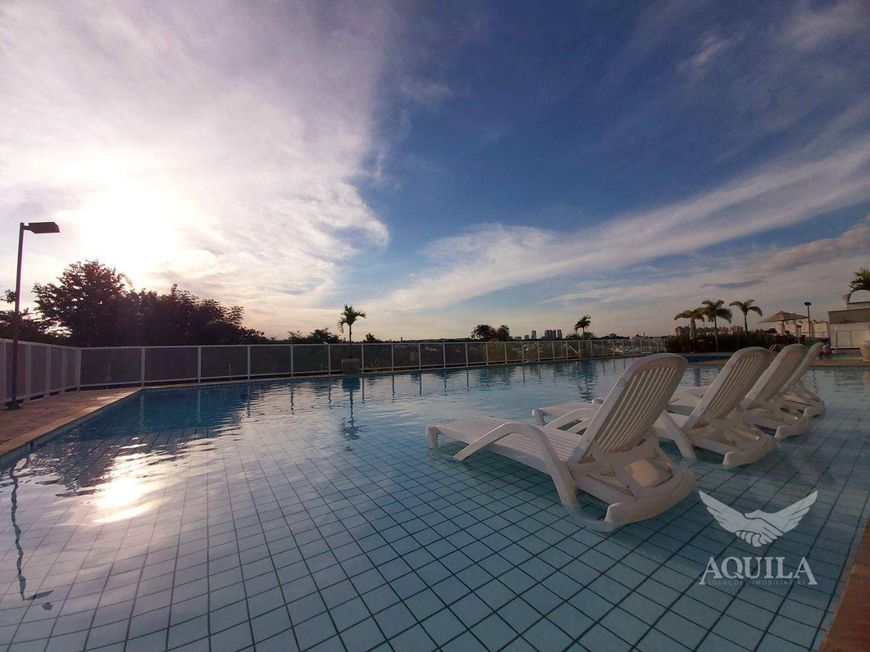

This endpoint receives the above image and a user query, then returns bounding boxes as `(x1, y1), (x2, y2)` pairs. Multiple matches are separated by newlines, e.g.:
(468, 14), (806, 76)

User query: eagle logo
(699, 491), (817, 547)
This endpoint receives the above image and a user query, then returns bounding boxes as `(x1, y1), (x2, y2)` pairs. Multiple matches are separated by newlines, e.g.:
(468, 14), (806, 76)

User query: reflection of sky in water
(0, 360), (866, 647)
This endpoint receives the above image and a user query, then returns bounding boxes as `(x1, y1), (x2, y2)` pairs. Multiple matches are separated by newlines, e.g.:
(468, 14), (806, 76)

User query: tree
(673, 308), (706, 343)
(729, 299), (762, 333)
(1, 290), (59, 343)
(337, 305), (366, 343)
(364, 333), (382, 343)
(495, 325), (511, 341)
(847, 267), (870, 302)
(574, 315), (591, 338)
(33, 260), (132, 346)
(471, 324), (497, 340)
(32, 260), (265, 346)
(307, 328), (341, 344)
(701, 299), (732, 351)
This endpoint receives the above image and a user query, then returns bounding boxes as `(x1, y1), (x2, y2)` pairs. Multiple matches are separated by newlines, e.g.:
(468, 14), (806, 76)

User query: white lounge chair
(782, 342), (825, 419)
(652, 347), (775, 467)
(740, 344), (811, 440)
(427, 354), (695, 530)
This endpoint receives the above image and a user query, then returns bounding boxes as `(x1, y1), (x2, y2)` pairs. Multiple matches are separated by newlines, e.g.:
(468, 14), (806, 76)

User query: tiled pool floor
(0, 360), (867, 651)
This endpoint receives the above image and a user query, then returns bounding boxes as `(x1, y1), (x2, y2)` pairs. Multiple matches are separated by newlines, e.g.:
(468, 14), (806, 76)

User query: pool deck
(0, 388), (140, 461)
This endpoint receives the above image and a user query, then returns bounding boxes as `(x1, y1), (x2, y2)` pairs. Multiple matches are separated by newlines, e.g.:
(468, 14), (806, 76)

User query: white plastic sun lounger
(739, 344), (811, 440)
(781, 342), (825, 419)
(427, 354), (695, 530)
(651, 347), (775, 467)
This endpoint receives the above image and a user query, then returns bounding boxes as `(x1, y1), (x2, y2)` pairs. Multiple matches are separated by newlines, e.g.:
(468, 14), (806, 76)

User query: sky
(1, 0), (869, 340)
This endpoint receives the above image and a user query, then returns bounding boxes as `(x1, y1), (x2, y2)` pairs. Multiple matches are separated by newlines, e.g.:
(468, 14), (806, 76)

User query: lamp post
(6, 222), (60, 410)
(804, 301), (813, 339)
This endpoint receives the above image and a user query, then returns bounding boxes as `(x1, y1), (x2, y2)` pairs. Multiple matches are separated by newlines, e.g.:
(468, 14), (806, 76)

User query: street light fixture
(6, 222), (60, 410)
(804, 301), (813, 339)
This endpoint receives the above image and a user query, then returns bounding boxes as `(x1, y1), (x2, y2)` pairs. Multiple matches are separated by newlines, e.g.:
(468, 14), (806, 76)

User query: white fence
(1, 339), (80, 403)
(1, 337), (666, 400)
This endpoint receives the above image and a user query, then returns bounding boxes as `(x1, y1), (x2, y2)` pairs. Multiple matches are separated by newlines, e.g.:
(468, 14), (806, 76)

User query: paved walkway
(0, 388), (140, 459)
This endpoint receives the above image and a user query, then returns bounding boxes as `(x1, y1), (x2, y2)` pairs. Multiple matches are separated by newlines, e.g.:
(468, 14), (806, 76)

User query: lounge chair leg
(426, 427), (439, 449)
(564, 503), (617, 532)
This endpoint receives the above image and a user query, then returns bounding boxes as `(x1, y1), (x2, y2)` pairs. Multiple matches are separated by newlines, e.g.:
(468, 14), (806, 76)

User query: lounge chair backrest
(571, 354), (687, 461)
(782, 341), (822, 393)
(744, 344), (806, 404)
(685, 347), (769, 429)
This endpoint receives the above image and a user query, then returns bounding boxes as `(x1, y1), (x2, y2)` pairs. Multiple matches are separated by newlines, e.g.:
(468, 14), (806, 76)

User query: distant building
(674, 326), (689, 336)
(729, 325), (744, 334)
(829, 300), (870, 349)
(556, 329), (563, 339)
(531, 330), (537, 340)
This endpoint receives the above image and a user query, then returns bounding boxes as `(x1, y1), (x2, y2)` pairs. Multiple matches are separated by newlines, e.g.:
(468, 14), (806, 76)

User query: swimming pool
(0, 359), (867, 651)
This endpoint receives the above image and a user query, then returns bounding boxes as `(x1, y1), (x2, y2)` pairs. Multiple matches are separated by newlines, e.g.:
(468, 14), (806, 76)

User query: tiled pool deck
(0, 360), (867, 651)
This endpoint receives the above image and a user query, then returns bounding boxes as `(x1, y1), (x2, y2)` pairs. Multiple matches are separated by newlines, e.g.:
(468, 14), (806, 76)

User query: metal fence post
(0, 341), (6, 403)
(503, 341), (507, 364)
(442, 342), (446, 368)
(197, 346), (202, 383)
(44, 345), (51, 397)
(140, 348), (146, 386)
(361, 343), (366, 373)
(390, 343), (395, 371)
(418, 343), (422, 369)
(247, 345), (251, 379)
(290, 344), (295, 377)
(24, 344), (31, 400)
(464, 342), (469, 366)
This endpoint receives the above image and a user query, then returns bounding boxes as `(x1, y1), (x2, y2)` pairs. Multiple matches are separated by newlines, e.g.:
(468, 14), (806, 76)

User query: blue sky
(1, 1), (868, 339)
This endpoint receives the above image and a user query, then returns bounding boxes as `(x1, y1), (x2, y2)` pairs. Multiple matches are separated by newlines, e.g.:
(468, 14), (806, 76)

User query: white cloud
(0, 1), (393, 333)
(373, 132), (870, 315)
(782, 0), (867, 52)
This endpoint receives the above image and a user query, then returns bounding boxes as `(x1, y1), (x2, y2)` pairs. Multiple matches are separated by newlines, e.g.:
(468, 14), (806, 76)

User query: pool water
(0, 360), (867, 651)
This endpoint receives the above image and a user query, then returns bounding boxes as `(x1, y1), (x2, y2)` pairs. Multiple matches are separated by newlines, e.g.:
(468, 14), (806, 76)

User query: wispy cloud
(782, 0), (868, 52)
(0, 1), (394, 333)
(373, 130), (870, 313)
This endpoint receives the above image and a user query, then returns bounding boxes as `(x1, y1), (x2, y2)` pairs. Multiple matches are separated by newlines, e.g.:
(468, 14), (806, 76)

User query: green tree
(573, 315), (591, 338)
(364, 333), (382, 343)
(33, 260), (265, 346)
(729, 299), (762, 333)
(471, 324), (497, 340)
(701, 299), (732, 351)
(1, 290), (59, 343)
(337, 305), (366, 343)
(33, 260), (132, 346)
(847, 267), (870, 302)
(673, 307), (706, 343)
(308, 328), (340, 343)
(495, 324), (511, 341)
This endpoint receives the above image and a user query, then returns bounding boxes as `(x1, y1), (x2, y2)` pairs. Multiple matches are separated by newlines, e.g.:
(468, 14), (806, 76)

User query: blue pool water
(0, 359), (867, 651)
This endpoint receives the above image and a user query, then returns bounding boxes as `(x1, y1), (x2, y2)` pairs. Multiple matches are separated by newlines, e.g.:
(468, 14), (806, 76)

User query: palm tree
(337, 305), (366, 343)
(574, 315), (591, 338)
(673, 308), (706, 343)
(701, 299), (732, 350)
(847, 267), (870, 302)
(729, 299), (762, 333)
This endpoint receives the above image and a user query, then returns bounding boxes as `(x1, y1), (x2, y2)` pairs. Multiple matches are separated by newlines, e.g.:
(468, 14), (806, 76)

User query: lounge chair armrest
(454, 421), (577, 507)
(454, 422), (538, 461)
(547, 406), (600, 430)
(678, 387), (707, 399)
